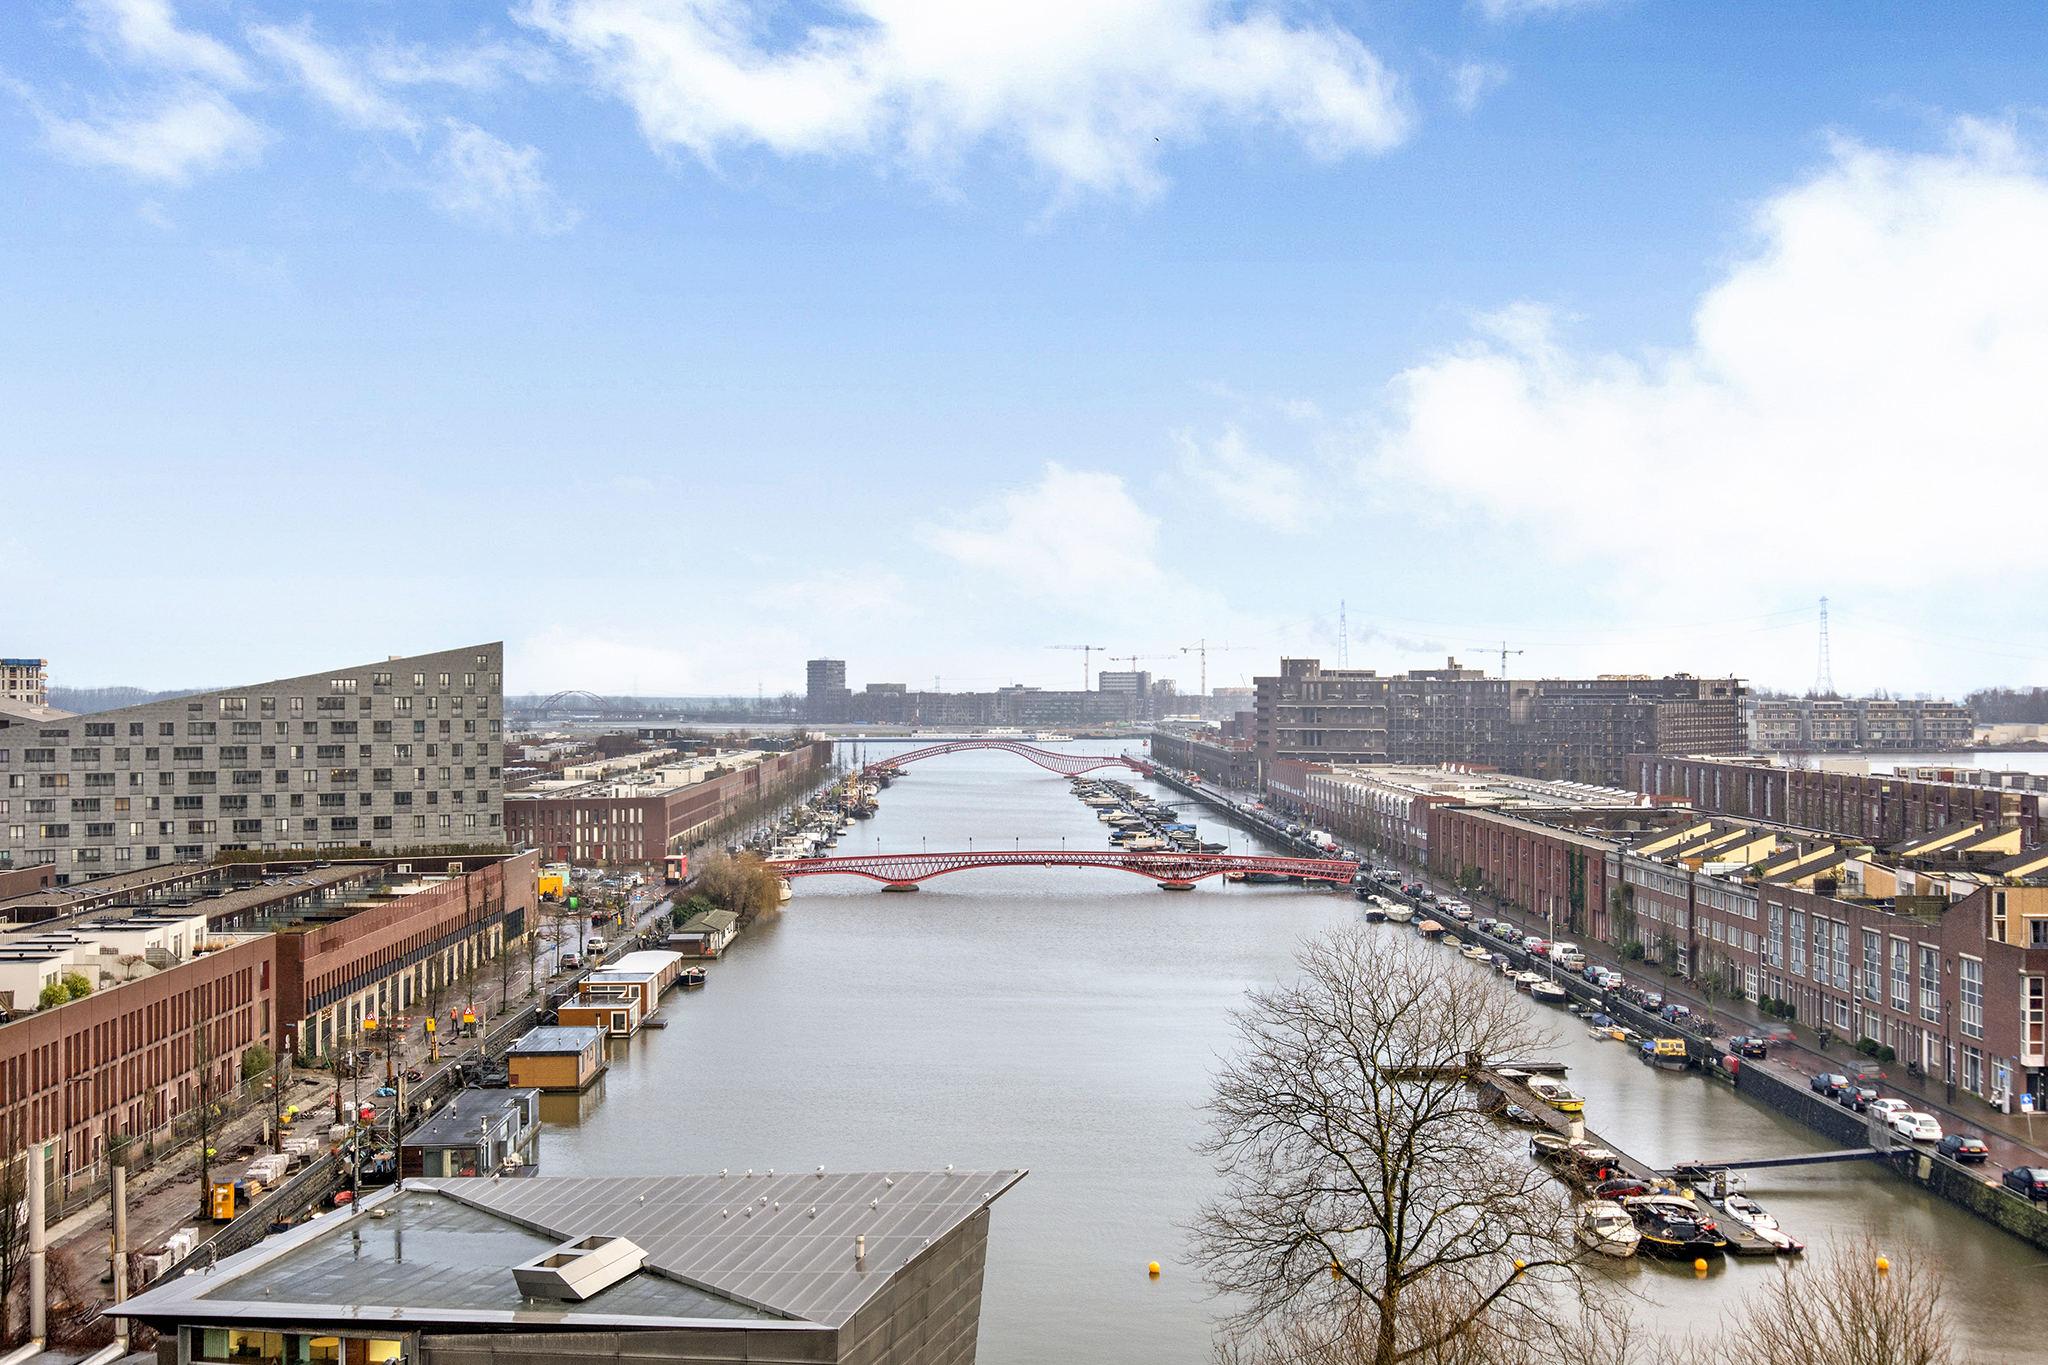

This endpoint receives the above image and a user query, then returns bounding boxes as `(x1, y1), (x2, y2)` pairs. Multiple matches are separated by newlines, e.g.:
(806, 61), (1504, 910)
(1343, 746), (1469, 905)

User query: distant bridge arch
(768, 850), (1354, 887)
(532, 689), (624, 714)
(862, 740), (1151, 779)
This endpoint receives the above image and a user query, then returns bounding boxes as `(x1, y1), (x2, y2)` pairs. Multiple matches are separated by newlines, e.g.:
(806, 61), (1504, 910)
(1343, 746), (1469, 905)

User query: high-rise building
(1098, 670), (1151, 695)
(805, 659), (851, 723)
(1, 659), (47, 709)
(0, 643), (504, 883)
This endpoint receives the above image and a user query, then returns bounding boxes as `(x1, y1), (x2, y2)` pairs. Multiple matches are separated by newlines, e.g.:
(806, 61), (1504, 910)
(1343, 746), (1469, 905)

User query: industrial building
(0, 643), (506, 883)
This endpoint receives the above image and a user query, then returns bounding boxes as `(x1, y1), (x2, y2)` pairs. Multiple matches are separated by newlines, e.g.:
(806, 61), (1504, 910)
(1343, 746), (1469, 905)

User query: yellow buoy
(1876, 1256), (1890, 1272)
(1148, 1261), (1161, 1276)
(1693, 1258), (1708, 1272)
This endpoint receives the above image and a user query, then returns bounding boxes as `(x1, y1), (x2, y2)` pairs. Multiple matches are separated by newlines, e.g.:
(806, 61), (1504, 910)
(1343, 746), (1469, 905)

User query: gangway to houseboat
(1665, 1149), (1882, 1178)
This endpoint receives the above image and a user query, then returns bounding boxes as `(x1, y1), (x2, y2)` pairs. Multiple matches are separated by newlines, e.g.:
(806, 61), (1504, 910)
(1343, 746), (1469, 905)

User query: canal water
(542, 740), (2043, 1363)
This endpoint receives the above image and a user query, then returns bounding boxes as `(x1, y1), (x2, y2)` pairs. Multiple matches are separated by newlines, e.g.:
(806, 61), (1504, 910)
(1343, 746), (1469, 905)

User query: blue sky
(5, 1), (2046, 700)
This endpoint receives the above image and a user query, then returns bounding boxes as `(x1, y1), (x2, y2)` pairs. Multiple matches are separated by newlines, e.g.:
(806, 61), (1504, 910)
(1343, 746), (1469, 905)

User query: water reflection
(536, 739), (2041, 1363)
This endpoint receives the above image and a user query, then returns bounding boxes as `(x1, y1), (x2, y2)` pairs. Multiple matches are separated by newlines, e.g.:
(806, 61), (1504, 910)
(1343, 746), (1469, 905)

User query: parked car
(1891, 1111), (1944, 1143)
(559, 953), (581, 970)
(1659, 1003), (1693, 1025)
(1937, 1134), (1990, 1164)
(1727, 1035), (1770, 1058)
(1809, 1072), (1850, 1097)
(2003, 1167), (2048, 1200)
(1598, 970), (1626, 990)
(1640, 992), (1664, 1011)
(1866, 1097), (1912, 1125)
(1837, 1083), (1879, 1112)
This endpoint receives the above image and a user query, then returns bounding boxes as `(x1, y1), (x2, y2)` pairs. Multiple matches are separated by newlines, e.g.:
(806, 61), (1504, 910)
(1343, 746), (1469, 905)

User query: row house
(1630, 755), (2046, 849)
(1428, 804), (1619, 942)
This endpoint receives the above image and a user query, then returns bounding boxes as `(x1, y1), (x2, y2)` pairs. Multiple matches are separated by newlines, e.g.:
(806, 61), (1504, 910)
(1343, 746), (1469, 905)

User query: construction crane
(1179, 641), (1255, 697)
(1103, 654), (1179, 685)
(1046, 645), (1105, 691)
(1470, 642), (1525, 679)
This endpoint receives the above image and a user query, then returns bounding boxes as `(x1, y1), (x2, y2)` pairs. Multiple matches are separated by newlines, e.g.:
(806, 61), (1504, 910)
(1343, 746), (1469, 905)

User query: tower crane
(1469, 642), (1525, 679)
(1046, 645), (1105, 691)
(1179, 640), (1255, 697)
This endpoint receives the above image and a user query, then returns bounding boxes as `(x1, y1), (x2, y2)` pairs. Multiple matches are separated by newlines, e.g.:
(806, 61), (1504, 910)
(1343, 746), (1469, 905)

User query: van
(584, 937), (606, 957)
(1548, 942), (1585, 970)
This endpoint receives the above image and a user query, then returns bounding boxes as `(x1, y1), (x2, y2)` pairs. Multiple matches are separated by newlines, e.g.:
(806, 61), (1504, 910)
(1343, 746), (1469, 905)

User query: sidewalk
(1381, 849), (2048, 1184)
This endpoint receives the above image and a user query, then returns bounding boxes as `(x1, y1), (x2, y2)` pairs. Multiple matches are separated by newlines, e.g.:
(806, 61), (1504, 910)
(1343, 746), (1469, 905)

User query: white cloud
(249, 22), (421, 135)
(921, 463), (1165, 596)
(81, 0), (248, 86)
(1373, 121), (2048, 594)
(1175, 427), (1313, 531)
(37, 88), (267, 182)
(519, 0), (1409, 197)
(431, 121), (579, 233)
(1473, 0), (1613, 20)
(1450, 60), (1508, 113)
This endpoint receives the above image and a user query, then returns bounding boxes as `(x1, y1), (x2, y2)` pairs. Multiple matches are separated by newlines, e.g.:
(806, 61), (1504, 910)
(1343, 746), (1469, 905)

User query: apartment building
(1311, 764), (1653, 869)
(505, 743), (831, 865)
(1629, 754), (2047, 849)
(0, 644), (505, 883)
(0, 914), (276, 1183)
(1255, 659), (1745, 786)
(1, 659), (47, 709)
(1746, 696), (1975, 751)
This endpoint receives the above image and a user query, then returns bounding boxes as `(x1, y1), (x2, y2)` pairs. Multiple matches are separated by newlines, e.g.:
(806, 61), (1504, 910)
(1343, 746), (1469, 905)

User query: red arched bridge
(768, 850), (1356, 887)
(863, 740), (1152, 778)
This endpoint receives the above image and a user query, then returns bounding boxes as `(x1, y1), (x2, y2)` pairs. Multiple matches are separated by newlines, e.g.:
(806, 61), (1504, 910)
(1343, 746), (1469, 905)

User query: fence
(43, 1061), (296, 1224)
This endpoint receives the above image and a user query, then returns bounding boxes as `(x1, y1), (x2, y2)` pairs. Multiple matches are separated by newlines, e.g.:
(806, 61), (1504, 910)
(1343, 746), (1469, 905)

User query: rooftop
(510, 1024), (606, 1054)
(122, 1170), (1026, 1330)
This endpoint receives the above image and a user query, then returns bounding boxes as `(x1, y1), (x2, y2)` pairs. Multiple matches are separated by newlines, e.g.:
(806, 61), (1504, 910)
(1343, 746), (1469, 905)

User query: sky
(5, 1), (2047, 701)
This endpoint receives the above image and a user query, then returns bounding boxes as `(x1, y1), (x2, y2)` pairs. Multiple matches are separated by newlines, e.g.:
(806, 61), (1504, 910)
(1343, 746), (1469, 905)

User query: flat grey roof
(121, 1171), (1025, 1332)
(509, 1025), (606, 1054)
(405, 1088), (538, 1147)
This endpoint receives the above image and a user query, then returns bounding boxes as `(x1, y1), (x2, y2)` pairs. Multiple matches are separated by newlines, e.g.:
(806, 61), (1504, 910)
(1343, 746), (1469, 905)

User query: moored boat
(1526, 1077), (1585, 1113)
(1623, 1193), (1728, 1259)
(1576, 1201), (1642, 1258)
(1529, 979), (1568, 1005)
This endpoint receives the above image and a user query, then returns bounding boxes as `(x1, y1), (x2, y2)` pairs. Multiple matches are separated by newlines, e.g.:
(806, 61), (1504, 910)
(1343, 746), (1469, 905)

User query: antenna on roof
(1338, 601), (1348, 667)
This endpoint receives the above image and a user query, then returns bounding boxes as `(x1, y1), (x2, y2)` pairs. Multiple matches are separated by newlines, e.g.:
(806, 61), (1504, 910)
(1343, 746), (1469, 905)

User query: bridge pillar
(1156, 881), (1196, 891)
(881, 883), (921, 893)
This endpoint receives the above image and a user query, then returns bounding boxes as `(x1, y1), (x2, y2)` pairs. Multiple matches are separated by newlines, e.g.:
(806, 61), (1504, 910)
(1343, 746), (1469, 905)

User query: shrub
(241, 1043), (273, 1080)
(1856, 1036), (1880, 1056)
(1621, 941), (1645, 961)
(1877, 1045), (1896, 1063)
(61, 971), (92, 1001)
(37, 981), (67, 1011)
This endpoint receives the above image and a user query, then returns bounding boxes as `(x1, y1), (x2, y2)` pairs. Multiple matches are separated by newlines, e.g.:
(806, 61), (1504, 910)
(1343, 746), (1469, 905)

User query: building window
(1960, 957), (1983, 1040)
(1919, 945), (1940, 1023)
(1790, 911), (1806, 977)
(329, 678), (358, 694)
(1891, 938), (1910, 1011)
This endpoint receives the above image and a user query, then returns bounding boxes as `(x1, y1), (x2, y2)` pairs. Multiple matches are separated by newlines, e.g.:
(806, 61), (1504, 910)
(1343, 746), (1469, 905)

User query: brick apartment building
(1629, 755), (2047, 849)
(1149, 729), (1259, 789)
(0, 928), (276, 1184)
(506, 742), (831, 865)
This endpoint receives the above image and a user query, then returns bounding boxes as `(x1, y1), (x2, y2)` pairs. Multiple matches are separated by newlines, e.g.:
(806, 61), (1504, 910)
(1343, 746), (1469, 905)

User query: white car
(1866, 1097), (1911, 1124)
(1891, 1111), (1944, 1143)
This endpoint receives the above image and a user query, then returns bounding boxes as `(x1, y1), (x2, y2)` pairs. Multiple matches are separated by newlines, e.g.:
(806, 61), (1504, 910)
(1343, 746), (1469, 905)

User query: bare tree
(1697, 1232), (1976, 1365)
(1194, 928), (1581, 1365)
(0, 1125), (31, 1345)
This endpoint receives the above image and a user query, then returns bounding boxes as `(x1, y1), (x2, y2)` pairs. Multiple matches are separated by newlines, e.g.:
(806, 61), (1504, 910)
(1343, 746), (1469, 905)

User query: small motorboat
(1382, 902), (1413, 923)
(1530, 979), (1568, 1005)
(1529, 1132), (1572, 1161)
(1526, 1077), (1585, 1114)
(1416, 919), (1445, 939)
(1513, 970), (1547, 992)
(1461, 943), (1493, 962)
(1643, 1038), (1691, 1072)
(1500, 1103), (1544, 1126)
(1360, 900), (1387, 921)
(1576, 1201), (1642, 1258)
(1696, 1176), (1804, 1254)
